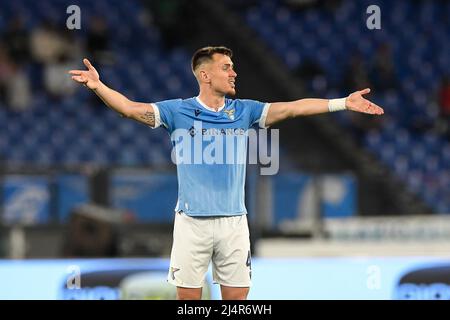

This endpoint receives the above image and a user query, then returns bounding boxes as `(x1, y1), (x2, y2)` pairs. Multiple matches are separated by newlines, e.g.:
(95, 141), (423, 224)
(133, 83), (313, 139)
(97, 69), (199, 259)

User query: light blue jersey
(152, 97), (270, 217)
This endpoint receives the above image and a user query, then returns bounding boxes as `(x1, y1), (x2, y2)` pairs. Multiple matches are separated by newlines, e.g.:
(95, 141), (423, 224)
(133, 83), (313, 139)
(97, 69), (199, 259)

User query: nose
(229, 68), (237, 78)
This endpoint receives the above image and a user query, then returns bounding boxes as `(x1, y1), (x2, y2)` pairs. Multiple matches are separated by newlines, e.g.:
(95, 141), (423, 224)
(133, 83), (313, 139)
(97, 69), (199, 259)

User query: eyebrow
(223, 63), (234, 68)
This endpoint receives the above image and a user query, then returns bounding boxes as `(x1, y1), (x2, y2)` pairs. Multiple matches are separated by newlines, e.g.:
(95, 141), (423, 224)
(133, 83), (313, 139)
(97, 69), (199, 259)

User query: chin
(227, 88), (236, 96)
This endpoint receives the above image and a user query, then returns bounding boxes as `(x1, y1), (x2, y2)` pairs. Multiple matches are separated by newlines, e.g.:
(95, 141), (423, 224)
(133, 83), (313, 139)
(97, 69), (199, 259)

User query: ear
(199, 70), (211, 84)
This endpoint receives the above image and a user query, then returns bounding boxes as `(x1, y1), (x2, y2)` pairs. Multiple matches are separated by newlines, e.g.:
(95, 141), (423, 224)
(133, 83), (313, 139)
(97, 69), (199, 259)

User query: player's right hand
(68, 58), (100, 90)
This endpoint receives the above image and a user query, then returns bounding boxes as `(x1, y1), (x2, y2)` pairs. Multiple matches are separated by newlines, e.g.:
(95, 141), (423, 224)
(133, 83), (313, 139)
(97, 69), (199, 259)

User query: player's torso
(169, 98), (249, 169)
(171, 97), (249, 131)
(171, 98), (249, 215)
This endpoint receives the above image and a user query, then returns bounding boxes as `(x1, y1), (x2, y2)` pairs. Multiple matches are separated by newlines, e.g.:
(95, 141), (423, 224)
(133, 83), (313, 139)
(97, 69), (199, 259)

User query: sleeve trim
(150, 103), (163, 129)
(258, 103), (271, 129)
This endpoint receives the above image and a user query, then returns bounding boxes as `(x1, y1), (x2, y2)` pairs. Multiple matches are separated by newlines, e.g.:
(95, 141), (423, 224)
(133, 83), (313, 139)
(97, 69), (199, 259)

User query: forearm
(92, 81), (134, 117)
(289, 98), (331, 117)
(266, 89), (382, 126)
(266, 98), (347, 126)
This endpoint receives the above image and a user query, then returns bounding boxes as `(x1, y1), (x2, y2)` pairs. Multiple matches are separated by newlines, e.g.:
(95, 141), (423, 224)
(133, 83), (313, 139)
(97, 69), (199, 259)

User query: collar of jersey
(195, 96), (225, 113)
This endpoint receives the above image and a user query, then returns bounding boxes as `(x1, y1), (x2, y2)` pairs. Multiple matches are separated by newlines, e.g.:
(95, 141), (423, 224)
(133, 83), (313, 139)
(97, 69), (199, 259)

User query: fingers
(359, 88), (371, 95)
(366, 102), (384, 115)
(372, 104), (384, 115)
(68, 70), (84, 75)
(71, 75), (87, 83)
(349, 92), (384, 115)
(69, 58), (94, 75)
(83, 58), (93, 70)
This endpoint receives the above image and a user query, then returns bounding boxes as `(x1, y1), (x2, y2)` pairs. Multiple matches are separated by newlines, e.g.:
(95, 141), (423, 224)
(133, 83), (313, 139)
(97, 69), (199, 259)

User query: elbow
(119, 107), (134, 118)
(122, 99), (135, 118)
(119, 109), (131, 118)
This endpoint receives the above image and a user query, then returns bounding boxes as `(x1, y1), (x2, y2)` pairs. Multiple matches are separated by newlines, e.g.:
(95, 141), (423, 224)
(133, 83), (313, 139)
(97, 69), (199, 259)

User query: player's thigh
(168, 212), (214, 287)
(212, 215), (252, 287)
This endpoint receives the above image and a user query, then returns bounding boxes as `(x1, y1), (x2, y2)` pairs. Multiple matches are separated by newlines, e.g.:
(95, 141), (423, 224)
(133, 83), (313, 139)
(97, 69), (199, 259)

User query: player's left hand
(346, 88), (384, 115)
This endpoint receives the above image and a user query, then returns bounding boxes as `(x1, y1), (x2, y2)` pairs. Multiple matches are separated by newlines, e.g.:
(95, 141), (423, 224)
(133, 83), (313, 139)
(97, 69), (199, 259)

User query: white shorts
(167, 211), (252, 288)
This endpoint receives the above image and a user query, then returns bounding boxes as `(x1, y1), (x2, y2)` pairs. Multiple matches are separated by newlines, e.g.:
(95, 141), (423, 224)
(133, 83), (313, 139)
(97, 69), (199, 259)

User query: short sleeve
(151, 98), (182, 132)
(241, 99), (271, 129)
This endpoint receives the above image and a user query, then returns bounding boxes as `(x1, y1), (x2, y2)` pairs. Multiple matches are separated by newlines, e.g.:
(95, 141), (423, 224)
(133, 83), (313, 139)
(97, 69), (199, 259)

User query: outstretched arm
(69, 59), (157, 127)
(265, 88), (384, 127)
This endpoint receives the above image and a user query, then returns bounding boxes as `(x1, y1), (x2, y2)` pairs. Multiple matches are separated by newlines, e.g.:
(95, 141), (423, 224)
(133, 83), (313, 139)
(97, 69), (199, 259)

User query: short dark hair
(191, 46), (233, 73)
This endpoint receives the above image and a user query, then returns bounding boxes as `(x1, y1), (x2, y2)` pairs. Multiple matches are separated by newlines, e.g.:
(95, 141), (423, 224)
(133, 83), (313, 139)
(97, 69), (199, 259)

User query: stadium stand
(236, 0), (450, 213)
(0, 0), (194, 168)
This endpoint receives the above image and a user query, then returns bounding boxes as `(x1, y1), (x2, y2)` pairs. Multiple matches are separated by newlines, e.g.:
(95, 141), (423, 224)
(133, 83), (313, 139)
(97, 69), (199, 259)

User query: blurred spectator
(437, 76), (450, 138)
(147, 0), (189, 50)
(0, 45), (31, 111)
(283, 0), (342, 11)
(342, 51), (371, 93)
(2, 16), (30, 65)
(86, 16), (114, 65)
(30, 20), (67, 65)
(44, 53), (77, 100)
(6, 63), (32, 111)
(342, 52), (382, 144)
(294, 57), (326, 94)
(0, 45), (15, 105)
(370, 43), (398, 93)
(31, 19), (81, 98)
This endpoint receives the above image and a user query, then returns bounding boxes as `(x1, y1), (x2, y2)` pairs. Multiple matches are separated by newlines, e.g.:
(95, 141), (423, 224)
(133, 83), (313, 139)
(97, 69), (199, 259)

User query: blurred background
(0, 0), (449, 299)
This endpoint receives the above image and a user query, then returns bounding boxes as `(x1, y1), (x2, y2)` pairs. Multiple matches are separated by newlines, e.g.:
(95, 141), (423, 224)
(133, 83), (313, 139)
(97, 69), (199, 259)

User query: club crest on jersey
(224, 109), (235, 120)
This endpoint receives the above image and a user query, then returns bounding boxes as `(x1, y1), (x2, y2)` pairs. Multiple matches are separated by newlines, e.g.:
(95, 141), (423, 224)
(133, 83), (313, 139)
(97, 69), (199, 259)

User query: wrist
(328, 98), (347, 112)
(91, 80), (103, 91)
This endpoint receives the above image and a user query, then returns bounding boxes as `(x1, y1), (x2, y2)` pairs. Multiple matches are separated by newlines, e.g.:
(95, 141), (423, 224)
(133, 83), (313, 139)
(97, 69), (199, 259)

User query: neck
(198, 90), (225, 111)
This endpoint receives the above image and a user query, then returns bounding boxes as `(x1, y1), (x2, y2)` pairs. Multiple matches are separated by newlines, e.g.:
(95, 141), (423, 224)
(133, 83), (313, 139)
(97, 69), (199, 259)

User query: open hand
(346, 88), (384, 115)
(68, 58), (100, 90)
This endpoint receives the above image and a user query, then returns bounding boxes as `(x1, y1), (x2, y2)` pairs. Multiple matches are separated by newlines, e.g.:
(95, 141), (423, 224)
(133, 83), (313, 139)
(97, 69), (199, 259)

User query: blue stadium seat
(365, 130), (382, 151)
(393, 155), (409, 178)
